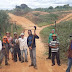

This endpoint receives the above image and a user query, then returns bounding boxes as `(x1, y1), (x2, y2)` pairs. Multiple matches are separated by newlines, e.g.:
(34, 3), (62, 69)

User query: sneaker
(46, 57), (51, 59)
(14, 60), (17, 62)
(21, 61), (24, 63)
(5, 63), (9, 65)
(34, 65), (37, 69)
(25, 60), (28, 62)
(58, 64), (61, 66)
(52, 64), (55, 66)
(29, 64), (34, 67)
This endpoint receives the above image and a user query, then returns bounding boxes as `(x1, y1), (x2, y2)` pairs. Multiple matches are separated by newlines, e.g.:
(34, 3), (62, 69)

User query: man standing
(49, 34), (61, 66)
(6, 31), (13, 60)
(18, 33), (28, 63)
(46, 29), (56, 59)
(66, 40), (72, 72)
(0, 36), (9, 65)
(27, 30), (39, 69)
(0, 39), (2, 68)
(12, 32), (21, 62)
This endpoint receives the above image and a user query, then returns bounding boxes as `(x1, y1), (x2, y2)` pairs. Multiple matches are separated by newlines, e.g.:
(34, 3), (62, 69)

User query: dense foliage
(35, 4), (72, 12)
(40, 20), (72, 63)
(0, 10), (23, 39)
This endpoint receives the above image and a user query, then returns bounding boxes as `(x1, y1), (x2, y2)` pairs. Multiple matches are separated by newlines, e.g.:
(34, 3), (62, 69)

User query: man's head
(14, 32), (17, 38)
(52, 34), (57, 40)
(3, 36), (7, 41)
(28, 30), (32, 35)
(51, 29), (55, 34)
(20, 33), (24, 39)
(6, 31), (10, 37)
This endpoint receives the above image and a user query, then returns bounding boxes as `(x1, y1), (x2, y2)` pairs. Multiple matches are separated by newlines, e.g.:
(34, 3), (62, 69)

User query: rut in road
(1, 13), (72, 72)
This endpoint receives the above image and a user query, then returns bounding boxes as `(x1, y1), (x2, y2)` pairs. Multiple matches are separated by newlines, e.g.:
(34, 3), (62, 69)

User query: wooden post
(11, 22), (13, 37)
(3, 26), (5, 35)
(55, 21), (56, 33)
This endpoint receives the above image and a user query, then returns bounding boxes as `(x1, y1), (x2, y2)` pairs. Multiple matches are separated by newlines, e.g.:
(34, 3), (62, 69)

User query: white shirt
(0, 40), (2, 51)
(18, 37), (28, 50)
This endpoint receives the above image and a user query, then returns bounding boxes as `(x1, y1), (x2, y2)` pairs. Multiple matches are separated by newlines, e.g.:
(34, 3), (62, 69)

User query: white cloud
(0, 0), (72, 10)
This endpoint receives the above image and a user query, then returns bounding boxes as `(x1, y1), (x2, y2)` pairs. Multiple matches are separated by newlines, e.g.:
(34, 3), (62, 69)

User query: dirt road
(0, 13), (72, 72)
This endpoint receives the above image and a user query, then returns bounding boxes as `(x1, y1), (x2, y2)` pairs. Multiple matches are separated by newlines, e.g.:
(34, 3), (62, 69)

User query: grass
(26, 13), (59, 27)
(40, 20), (72, 63)
(37, 14), (59, 25)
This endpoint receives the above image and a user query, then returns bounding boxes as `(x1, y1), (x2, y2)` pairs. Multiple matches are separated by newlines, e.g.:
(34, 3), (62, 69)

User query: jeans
(29, 48), (36, 66)
(21, 49), (28, 62)
(66, 58), (72, 72)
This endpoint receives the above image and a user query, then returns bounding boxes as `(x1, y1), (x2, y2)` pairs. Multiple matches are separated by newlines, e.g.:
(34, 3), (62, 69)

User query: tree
(48, 6), (53, 9)
(20, 4), (28, 9)
(63, 4), (70, 8)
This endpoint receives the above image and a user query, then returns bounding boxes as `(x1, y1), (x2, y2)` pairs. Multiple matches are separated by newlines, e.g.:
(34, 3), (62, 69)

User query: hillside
(40, 19), (72, 63)
(11, 4), (72, 27)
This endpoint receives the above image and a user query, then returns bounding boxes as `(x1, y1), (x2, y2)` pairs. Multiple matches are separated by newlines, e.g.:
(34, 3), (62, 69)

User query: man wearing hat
(0, 36), (9, 66)
(47, 29), (56, 59)
(18, 33), (28, 63)
(12, 32), (21, 62)
(6, 31), (13, 60)
(49, 34), (61, 66)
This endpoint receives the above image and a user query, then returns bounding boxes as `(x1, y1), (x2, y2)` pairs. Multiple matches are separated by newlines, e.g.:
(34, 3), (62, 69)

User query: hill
(10, 4), (72, 27)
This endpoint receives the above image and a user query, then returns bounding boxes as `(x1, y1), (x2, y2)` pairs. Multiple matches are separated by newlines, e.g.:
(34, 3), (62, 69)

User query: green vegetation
(40, 20), (72, 63)
(0, 10), (23, 39)
(37, 14), (59, 27)
(12, 4), (32, 16)
(26, 13), (59, 27)
(35, 4), (72, 12)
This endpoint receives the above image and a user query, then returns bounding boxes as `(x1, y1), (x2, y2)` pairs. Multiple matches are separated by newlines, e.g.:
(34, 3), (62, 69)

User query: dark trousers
(0, 49), (8, 65)
(14, 48), (21, 61)
(48, 46), (51, 58)
(52, 52), (60, 65)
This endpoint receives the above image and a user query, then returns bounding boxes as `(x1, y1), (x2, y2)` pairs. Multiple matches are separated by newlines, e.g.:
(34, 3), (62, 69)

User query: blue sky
(0, 0), (72, 10)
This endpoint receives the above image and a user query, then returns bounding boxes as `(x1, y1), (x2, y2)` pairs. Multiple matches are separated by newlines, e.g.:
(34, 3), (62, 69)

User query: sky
(0, 0), (72, 10)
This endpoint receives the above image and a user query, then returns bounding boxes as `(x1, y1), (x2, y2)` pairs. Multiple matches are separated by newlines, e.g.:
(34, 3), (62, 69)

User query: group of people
(0, 29), (72, 71)
(0, 30), (39, 69)
(46, 29), (72, 72)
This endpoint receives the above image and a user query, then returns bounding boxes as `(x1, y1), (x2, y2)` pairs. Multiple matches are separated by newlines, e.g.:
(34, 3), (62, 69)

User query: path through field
(1, 13), (72, 72)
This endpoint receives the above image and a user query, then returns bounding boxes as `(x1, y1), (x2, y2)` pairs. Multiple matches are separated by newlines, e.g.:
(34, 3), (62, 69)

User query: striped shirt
(49, 40), (59, 52)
